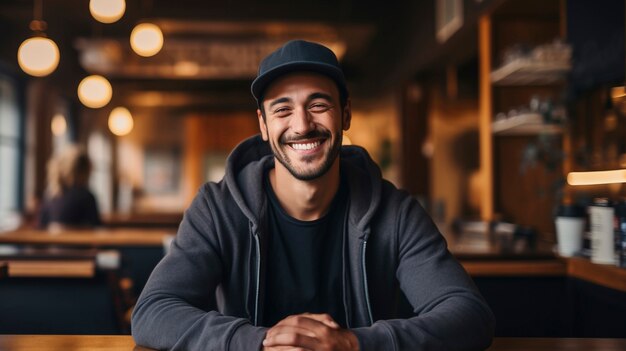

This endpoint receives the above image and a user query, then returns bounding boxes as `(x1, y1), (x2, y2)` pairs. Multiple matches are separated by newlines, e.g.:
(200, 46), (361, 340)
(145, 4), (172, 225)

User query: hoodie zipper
(361, 239), (374, 325)
(252, 232), (261, 326)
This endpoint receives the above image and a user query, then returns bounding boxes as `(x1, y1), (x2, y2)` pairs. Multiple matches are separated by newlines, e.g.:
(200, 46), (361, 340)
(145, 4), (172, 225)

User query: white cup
(555, 216), (585, 257)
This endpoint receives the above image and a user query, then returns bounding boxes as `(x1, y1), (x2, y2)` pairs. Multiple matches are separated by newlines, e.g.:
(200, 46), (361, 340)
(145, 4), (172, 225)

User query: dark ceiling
(0, 0), (494, 113)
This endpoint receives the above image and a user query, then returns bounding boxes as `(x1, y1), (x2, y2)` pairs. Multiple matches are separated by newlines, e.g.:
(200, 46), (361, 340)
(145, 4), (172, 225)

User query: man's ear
(342, 99), (352, 131)
(257, 109), (268, 141)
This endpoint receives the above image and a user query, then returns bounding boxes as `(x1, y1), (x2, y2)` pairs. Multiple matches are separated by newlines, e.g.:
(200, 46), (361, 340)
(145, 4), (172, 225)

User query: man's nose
(290, 108), (314, 134)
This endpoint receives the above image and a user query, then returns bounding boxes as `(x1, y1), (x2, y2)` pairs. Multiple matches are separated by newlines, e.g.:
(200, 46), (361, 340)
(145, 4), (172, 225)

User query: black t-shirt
(262, 173), (348, 328)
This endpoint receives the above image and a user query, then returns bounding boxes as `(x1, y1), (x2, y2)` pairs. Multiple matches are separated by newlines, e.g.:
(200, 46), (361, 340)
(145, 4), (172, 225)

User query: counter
(447, 229), (626, 337)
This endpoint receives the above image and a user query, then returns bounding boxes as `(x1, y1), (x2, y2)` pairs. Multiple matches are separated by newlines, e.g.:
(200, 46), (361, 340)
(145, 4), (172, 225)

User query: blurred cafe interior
(0, 0), (626, 347)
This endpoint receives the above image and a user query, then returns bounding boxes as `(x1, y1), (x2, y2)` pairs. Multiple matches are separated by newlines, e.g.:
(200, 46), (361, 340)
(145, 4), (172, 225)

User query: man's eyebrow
(268, 97), (291, 109)
(308, 92), (333, 102)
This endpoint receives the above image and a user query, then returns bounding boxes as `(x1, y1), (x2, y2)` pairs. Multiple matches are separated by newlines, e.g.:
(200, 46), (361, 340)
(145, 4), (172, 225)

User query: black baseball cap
(251, 40), (348, 105)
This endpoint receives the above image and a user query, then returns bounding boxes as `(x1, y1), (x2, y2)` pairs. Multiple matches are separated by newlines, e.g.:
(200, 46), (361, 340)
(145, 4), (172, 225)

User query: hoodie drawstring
(250, 222), (262, 326)
(361, 238), (374, 325)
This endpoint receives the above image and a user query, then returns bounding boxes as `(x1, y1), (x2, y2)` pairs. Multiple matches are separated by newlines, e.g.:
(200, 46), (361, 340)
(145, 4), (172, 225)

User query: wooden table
(0, 335), (151, 351)
(102, 212), (183, 229)
(0, 228), (174, 299)
(0, 228), (173, 247)
(1, 335), (625, 350)
(488, 337), (626, 350)
(461, 259), (567, 277)
(0, 247), (99, 278)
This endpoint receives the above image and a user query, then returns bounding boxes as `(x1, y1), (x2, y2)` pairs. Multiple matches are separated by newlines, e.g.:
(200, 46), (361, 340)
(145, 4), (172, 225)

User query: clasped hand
(262, 313), (359, 351)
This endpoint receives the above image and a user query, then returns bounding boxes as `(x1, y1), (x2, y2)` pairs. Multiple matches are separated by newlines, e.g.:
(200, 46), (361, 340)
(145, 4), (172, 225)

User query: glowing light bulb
(89, 0), (125, 23)
(17, 37), (60, 77)
(130, 23), (163, 57)
(108, 107), (134, 136)
(78, 75), (112, 108)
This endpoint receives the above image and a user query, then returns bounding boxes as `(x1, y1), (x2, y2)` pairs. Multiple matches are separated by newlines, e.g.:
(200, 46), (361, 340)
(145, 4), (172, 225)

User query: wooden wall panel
(495, 135), (563, 238)
(183, 113), (258, 204)
(400, 83), (429, 197)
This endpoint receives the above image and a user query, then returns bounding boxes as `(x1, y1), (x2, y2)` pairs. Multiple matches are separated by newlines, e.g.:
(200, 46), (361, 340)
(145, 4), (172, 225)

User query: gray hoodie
(132, 135), (495, 350)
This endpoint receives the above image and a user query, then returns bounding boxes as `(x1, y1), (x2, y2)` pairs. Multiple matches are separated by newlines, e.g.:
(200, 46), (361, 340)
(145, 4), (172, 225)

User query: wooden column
(25, 80), (54, 211)
(400, 82), (429, 197)
(183, 115), (204, 206)
(478, 15), (494, 221)
(560, 0), (573, 205)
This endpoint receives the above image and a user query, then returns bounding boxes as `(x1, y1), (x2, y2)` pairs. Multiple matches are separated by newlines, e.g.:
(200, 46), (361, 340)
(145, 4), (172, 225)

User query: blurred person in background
(38, 145), (101, 229)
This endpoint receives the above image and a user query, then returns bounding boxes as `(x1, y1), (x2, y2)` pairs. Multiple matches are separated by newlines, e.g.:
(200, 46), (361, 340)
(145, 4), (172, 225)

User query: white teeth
(291, 141), (321, 150)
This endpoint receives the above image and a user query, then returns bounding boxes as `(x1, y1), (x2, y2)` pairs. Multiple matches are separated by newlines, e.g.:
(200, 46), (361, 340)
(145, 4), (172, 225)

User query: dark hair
(47, 146), (92, 197)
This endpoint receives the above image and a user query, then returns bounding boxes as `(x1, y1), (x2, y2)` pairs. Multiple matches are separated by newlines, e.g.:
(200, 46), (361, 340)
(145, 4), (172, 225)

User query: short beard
(269, 128), (343, 181)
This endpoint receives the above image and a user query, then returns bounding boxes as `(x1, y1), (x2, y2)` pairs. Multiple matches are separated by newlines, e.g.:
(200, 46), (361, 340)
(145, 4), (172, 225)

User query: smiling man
(132, 40), (495, 351)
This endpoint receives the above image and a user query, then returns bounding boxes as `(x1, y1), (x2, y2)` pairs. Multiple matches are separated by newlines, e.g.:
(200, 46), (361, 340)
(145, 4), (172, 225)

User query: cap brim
(251, 61), (346, 103)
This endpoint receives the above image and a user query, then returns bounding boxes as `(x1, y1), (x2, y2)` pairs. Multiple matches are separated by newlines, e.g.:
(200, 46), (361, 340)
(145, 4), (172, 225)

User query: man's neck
(269, 160), (340, 221)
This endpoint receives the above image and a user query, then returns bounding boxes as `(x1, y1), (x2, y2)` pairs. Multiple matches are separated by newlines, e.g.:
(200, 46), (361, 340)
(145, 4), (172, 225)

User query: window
(88, 131), (112, 215)
(51, 100), (71, 155)
(0, 73), (24, 230)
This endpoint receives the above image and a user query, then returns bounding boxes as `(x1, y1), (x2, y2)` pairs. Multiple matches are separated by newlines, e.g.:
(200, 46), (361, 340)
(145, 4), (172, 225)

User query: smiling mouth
(287, 138), (325, 151)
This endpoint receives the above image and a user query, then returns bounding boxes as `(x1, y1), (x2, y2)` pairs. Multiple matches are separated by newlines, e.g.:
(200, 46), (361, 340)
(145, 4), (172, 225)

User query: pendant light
(77, 75), (112, 108)
(17, 0), (60, 77)
(130, 23), (163, 57)
(108, 107), (134, 136)
(89, 0), (126, 24)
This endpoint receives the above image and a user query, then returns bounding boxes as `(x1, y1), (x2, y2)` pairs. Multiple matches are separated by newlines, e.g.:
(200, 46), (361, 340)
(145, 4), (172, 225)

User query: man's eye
(309, 103), (330, 112)
(273, 107), (291, 115)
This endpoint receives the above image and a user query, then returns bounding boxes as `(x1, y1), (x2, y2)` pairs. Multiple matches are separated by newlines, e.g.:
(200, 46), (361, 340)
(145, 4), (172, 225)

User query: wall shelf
(491, 58), (571, 86)
(479, 0), (568, 236)
(492, 113), (563, 136)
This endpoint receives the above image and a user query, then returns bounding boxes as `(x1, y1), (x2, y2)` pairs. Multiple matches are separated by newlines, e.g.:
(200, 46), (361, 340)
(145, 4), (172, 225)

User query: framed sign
(143, 147), (181, 194)
(436, 0), (464, 43)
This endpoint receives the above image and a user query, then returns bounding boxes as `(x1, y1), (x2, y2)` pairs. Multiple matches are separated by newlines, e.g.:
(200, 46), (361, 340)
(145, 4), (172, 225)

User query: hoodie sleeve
(131, 188), (267, 350)
(351, 197), (495, 351)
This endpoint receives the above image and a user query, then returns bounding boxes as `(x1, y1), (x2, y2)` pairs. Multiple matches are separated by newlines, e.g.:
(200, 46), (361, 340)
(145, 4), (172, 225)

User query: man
(132, 40), (494, 351)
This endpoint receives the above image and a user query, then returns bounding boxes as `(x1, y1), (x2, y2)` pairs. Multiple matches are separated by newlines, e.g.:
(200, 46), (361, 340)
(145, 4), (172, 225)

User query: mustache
(280, 130), (331, 144)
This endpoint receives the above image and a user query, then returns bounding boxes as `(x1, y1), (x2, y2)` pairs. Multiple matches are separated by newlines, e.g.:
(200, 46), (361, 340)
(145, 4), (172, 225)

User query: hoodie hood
(224, 134), (382, 238)
(224, 135), (272, 232)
